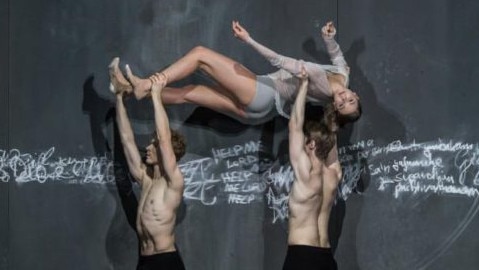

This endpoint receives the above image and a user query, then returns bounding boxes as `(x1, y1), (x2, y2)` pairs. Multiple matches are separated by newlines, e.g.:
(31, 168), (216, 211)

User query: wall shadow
(82, 75), (140, 268)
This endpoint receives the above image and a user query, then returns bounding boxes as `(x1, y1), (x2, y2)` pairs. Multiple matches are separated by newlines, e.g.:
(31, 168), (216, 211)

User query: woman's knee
(188, 46), (213, 59)
(188, 46), (217, 72)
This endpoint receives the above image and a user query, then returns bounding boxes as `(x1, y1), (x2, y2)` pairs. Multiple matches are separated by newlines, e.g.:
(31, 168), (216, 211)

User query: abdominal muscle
(136, 180), (179, 255)
(287, 185), (322, 247)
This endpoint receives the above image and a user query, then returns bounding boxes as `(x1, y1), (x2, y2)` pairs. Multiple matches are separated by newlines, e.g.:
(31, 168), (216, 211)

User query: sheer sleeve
(322, 35), (348, 69)
(246, 36), (304, 76)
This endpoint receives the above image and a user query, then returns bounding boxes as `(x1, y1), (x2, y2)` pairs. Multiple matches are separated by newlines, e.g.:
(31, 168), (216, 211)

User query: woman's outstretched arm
(321, 21), (349, 71)
(232, 21), (305, 76)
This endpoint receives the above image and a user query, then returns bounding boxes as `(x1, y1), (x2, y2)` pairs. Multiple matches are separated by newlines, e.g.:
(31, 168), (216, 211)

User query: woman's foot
(108, 57), (133, 95)
(125, 64), (153, 100)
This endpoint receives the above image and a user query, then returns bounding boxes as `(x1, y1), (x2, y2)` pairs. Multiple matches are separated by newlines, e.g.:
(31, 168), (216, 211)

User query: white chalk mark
(1, 139), (478, 225)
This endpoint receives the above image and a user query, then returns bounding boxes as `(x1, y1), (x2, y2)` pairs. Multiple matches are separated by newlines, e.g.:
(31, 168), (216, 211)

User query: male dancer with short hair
(111, 66), (187, 270)
(284, 72), (342, 270)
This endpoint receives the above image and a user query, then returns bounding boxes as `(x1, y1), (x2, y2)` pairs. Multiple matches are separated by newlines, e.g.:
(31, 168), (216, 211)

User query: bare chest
(138, 181), (171, 215)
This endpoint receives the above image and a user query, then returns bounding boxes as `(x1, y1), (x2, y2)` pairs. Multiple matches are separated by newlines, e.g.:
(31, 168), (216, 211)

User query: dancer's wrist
(149, 72), (168, 85)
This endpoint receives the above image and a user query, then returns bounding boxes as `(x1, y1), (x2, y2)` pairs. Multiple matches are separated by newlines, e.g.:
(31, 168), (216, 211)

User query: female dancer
(109, 21), (360, 126)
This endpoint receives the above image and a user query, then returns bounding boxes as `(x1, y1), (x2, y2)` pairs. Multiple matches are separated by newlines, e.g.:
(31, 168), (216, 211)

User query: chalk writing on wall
(1, 139), (478, 224)
(179, 140), (291, 222)
(0, 148), (114, 184)
(339, 139), (479, 199)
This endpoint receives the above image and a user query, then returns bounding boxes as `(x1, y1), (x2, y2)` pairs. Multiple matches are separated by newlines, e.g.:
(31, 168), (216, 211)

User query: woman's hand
(232, 20), (250, 42)
(321, 21), (336, 38)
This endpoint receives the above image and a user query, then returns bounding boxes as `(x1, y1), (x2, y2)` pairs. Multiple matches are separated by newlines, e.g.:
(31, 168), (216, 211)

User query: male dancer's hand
(297, 66), (309, 87)
(150, 73), (166, 97)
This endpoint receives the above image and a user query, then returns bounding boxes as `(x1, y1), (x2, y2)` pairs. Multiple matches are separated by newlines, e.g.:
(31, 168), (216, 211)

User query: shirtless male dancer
(112, 72), (187, 270)
(284, 71), (342, 270)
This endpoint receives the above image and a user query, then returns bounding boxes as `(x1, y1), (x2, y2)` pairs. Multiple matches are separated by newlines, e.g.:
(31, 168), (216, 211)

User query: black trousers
(282, 245), (338, 270)
(137, 251), (186, 270)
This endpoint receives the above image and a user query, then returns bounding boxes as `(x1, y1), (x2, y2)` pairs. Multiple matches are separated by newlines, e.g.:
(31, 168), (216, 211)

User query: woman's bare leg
(161, 85), (247, 119)
(126, 46), (257, 106)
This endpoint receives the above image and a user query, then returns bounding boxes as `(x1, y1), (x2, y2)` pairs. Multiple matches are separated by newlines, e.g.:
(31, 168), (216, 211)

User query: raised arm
(321, 21), (349, 70)
(115, 94), (145, 183)
(324, 142), (342, 182)
(150, 75), (184, 191)
(288, 71), (312, 181)
(232, 20), (304, 76)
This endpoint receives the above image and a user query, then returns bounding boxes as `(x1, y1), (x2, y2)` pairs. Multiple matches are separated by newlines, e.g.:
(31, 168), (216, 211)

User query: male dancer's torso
(136, 175), (182, 255)
(288, 161), (341, 248)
